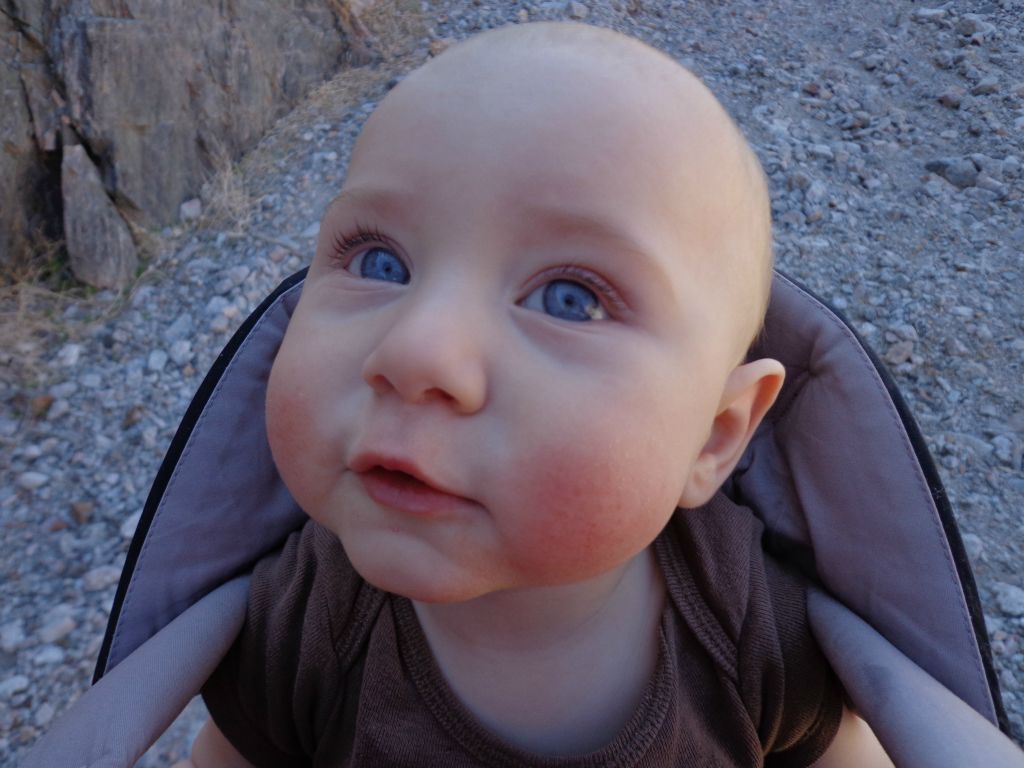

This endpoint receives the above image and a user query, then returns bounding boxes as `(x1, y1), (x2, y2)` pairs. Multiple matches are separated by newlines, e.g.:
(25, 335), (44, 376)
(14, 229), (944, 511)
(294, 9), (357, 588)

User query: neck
(410, 548), (666, 755)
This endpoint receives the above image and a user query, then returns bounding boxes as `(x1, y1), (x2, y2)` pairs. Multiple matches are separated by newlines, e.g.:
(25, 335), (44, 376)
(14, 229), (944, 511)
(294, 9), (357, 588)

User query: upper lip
(350, 451), (462, 497)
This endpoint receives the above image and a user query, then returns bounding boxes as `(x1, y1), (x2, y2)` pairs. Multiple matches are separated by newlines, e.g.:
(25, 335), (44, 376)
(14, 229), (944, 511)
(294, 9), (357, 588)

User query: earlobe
(677, 358), (785, 508)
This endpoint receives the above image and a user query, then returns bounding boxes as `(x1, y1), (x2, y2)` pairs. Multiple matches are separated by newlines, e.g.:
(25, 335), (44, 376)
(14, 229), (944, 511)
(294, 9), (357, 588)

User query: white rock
(568, 1), (589, 19)
(83, 565), (122, 591)
(169, 339), (193, 365)
(180, 198), (202, 220)
(47, 399), (70, 420)
(55, 343), (83, 367)
(148, 349), (169, 372)
(206, 296), (230, 315)
(912, 7), (946, 21)
(995, 583), (1024, 617)
(34, 702), (56, 727)
(300, 221), (320, 239)
(962, 533), (985, 562)
(121, 511), (142, 539)
(0, 620), (26, 653)
(0, 675), (29, 698)
(38, 605), (76, 644)
(17, 472), (49, 491)
(32, 645), (66, 665)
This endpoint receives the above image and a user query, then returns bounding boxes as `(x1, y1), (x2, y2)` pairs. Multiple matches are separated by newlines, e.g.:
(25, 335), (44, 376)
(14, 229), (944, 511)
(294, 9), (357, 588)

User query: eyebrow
(519, 204), (669, 276)
(324, 187), (412, 219)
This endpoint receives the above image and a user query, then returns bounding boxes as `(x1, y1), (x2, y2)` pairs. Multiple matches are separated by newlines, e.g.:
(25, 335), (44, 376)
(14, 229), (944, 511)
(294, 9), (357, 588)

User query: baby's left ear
(678, 358), (785, 508)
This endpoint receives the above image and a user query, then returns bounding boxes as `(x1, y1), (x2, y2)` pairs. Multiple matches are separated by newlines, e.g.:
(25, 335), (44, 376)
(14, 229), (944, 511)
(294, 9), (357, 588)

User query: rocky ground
(1, 0), (1022, 764)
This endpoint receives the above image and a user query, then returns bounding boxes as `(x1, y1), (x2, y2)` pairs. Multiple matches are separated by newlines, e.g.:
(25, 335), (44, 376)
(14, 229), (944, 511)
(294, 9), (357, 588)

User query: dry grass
(198, 138), (255, 232)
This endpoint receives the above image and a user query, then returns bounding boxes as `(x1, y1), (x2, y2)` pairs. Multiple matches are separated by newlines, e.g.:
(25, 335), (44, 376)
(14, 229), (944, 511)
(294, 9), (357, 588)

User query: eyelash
(327, 226), (629, 317)
(529, 264), (629, 318)
(329, 223), (394, 266)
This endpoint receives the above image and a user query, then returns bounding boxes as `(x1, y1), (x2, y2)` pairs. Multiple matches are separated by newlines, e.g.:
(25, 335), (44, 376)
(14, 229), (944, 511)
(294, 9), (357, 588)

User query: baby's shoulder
(247, 519), (383, 664)
(658, 493), (806, 651)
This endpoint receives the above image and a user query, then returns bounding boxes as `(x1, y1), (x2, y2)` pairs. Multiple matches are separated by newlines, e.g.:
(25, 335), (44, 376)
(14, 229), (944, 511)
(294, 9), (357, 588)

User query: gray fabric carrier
(24, 271), (1024, 767)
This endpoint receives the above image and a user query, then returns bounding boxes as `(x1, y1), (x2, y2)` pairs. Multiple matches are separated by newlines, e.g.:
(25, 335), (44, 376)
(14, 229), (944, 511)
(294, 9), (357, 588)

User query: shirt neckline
(390, 559), (678, 767)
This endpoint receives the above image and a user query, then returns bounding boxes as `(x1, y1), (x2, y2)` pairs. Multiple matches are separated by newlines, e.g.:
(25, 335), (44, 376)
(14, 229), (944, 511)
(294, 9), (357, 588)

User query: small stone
(55, 343), (82, 367)
(995, 583), (1024, 617)
(179, 198), (202, 221)
(883, 340), (914, 365)
(971, 76), (1000, 96)
(808, 144), (834, 160)
(47, 399), (70, 420)
(163, 314), (194, 343)
(38, 612), (75, 644)
(269, 246), (288, 263)
(83, 565), (121, 591)
(787, 171), (812, 191)
(925, 157), (979, 189)
(975, 174), (1006, 196)
(300, 221), (320, 239)
(567, 1), (589, 19)
(32, 645), (65, 665)
(17, 472), (49, 491)
(429, 38), (454, 57)
(0, 621), (26, 653)
(937, 87), (964, 109)
(913, 7), (947, 21)
(147, 349), (168, 372)
(960, 532), (984, 566)
(956, 14), (995, 38)
(861, 53), (884, 71)
(210, 315), (230, 333)
(169, 339), (193, 365)
(121, 511), (142, 539)
(34, 703), (55, 728)
(122, 404), (144, 428)
(0, 675), (29, 699)
(206, 295), (230, 315)
(992, 435), (1015, 464)
(29, 395), (55, 418)
(70, 501), (93, 524)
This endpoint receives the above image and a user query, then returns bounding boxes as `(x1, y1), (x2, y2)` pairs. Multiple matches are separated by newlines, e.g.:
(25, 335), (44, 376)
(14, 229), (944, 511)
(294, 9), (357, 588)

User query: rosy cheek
(506, 439), (678, 582)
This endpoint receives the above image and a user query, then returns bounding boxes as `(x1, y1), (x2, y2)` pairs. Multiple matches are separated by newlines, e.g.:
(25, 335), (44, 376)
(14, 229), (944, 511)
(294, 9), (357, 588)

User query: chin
(347, 549), (491, 604)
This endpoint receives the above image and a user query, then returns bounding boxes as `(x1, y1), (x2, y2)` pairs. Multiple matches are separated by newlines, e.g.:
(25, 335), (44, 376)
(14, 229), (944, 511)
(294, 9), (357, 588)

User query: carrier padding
(741, 272), (998, 724)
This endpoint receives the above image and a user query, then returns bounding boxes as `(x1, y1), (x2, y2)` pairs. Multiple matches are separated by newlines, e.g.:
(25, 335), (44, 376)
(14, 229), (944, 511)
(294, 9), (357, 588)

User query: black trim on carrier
(780, 271), (1008, 734)
(94, 269), (308, 683)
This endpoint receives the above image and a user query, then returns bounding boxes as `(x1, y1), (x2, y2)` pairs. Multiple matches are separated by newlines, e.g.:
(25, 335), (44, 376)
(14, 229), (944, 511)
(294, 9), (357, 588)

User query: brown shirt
(203, 493), (842, 766)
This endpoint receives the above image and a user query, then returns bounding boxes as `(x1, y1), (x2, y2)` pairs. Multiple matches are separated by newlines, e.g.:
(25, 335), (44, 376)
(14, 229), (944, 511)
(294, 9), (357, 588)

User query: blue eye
(523, 279), (607, 322)
(353, 247), (409, 284)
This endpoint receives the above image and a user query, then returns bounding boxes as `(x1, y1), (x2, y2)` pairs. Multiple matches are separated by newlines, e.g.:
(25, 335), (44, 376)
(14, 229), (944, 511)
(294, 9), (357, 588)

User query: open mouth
(357, 464), (468, 517)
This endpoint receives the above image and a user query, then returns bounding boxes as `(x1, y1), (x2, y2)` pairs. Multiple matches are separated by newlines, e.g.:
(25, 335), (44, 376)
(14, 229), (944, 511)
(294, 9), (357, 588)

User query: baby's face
(266, 25), (767, 602)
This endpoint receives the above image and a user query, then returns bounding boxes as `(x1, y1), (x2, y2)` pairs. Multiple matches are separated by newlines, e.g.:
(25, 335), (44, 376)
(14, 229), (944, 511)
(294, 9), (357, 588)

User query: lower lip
(358, 468), (471, 518)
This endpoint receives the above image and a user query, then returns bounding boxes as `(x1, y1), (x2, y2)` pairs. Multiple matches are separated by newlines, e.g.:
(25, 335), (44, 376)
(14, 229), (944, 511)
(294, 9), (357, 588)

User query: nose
(361, 292), (487, 414)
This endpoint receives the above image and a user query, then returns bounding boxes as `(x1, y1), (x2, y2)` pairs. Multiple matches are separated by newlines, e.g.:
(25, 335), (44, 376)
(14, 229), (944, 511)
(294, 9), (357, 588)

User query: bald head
(351, 22), (773, 359)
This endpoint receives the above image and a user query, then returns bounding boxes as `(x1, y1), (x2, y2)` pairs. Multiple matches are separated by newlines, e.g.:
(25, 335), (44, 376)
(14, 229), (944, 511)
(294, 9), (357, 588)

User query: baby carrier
(24, 270), (1024, 767)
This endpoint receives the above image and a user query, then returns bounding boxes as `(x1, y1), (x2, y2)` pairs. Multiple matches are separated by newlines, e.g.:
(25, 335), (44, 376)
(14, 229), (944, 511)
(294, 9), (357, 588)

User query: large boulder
(62, 144), (138, 289)
(0, 0), (368, 281)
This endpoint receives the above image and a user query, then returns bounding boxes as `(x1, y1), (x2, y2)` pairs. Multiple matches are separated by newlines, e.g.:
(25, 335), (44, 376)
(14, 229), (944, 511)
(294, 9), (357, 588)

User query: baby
(180, 21), (890, 767)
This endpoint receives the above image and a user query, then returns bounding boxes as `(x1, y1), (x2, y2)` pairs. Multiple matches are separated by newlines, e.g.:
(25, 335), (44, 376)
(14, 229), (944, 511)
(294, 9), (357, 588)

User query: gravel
(2, 0), (1022, 763)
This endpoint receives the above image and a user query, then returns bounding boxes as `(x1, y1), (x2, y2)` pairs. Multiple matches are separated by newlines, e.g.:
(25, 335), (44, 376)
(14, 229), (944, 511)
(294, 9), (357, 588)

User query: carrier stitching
(778, 273), (986, 698)
(108, 287), (300, 666)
